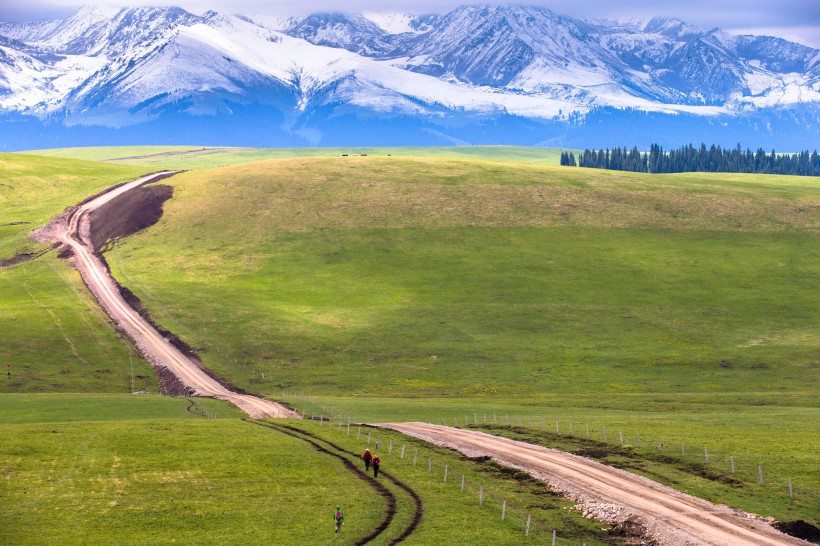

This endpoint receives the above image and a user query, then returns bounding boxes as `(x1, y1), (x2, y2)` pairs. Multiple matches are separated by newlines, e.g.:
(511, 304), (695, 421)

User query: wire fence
(283, 393), (817, 512)
(305, 410), (579, 544)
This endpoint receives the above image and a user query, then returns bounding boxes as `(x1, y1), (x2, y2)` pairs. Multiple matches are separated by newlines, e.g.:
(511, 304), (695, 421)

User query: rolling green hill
(2, 149), (818, 538)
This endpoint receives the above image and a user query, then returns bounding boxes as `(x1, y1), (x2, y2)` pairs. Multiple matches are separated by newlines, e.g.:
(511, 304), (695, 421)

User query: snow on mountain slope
(363, 12), (422, 35)
(0, 4), (818, 141)
(62, 12), (589, 123)
(0, 19), (64, 42)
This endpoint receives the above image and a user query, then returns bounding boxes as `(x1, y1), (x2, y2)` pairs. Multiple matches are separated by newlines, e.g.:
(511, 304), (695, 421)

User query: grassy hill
(105, 155), (819, 513)
(0, 154), (157, 392)
(2, 149), (818, 538)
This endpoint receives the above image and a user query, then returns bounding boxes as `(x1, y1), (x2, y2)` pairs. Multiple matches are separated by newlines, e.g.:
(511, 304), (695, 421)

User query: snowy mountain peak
(1, 4), (819, 150)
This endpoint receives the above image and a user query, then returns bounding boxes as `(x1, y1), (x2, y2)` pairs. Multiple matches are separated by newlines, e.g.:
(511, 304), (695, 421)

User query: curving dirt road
(52, 172), (296, 418)
(380, 423), (808, 546)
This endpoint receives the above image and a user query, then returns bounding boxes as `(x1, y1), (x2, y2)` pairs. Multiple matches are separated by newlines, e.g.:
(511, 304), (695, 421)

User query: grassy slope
(0, 396), (609, 545)
(0, 154), (158, 393)
(105, 156), (819, 518)
(26, 145), (566, 169)
(2, 150), (818, 532)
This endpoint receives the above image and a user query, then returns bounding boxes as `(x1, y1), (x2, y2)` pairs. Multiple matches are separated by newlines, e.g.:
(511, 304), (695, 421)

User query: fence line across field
(283, 394), (812, 507)
(292, 408), (571, 541)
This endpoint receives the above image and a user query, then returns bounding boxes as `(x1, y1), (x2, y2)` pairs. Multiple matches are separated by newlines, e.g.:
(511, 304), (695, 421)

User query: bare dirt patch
(0, 243), (58, 267)
(88, 184), (173, 252)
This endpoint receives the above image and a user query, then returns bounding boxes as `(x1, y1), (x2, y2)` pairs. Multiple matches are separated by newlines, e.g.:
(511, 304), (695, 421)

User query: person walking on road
(334, 505), (344, 533)
(372, 454), (381, 478)
(362, 448), (372, 472)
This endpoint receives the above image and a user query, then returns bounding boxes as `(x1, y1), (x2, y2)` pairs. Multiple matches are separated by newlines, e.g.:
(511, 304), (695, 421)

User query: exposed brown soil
(88, 183), (173, 252)
(773, 521), (820, 544)
(0, 243), (58, 267)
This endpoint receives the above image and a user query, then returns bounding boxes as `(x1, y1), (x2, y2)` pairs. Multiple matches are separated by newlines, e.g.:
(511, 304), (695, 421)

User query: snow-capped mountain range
(1, 4), (819, 150)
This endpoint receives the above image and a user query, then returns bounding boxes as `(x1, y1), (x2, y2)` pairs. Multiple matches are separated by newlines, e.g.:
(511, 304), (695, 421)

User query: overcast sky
(2, 0), (819, 48)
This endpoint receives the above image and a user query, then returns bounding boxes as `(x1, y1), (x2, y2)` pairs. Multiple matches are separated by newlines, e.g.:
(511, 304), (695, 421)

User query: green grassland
(100, 155), (819, 520)
(0, 153), (147, 256)
(0, 154), (158, 393)
(1, 150), (818, 537)
(26, 145), (566, 169)
(110, 157), (819, 400)
(0, 396), (610, 545)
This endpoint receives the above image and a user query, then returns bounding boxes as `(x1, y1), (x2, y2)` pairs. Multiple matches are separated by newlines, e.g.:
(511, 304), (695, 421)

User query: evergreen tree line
(563, 144), (820, 176)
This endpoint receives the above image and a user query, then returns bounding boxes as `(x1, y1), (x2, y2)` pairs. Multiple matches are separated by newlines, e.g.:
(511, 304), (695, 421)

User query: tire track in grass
(246, 419), (408, 545)
(276, 423), (424, 544)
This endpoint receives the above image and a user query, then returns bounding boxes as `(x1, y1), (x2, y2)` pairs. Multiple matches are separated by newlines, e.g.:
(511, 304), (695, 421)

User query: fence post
(759, 465), (764, 485)
(461, 474), (465, 493)
(501, 499), (506, 520)
(389, 440), (393, 455)
(493, 412), (497, 424)
(428, 457), (432, 473)
(414, 449), (418, 466)
(788, 479), (793, 498)
(681, 440), (685, 456)
(357, 428), (361, 440)
(704, 447), (708, 464)
(367, 432), (371, 445)
(636, 432), (641, 447)
(731, 456), (735, 473)
(444, 465), (448, 482)
(320, 415), (323, 426)
(586, 423), (589, 437)
(556, 421), (559, 434)
(401, 445), (405, 460)
(525, 514), (531, 537)
(552, 529), (557, 546)
(569, 422), (573, 435)
(480, 485), (484, 506)
(619, 431), (623, 446)
(474, 413), (478, 424)
(347, 419), (350, 435)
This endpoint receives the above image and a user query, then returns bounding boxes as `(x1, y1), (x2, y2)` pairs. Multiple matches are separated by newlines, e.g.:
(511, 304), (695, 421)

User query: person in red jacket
(362, 448), (372, 471)
(372, 454), (381, 478)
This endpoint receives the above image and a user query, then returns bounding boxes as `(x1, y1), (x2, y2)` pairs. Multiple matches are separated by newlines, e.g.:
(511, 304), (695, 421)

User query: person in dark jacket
(362, 448), (372, 471)
(372, 454), (381, 478)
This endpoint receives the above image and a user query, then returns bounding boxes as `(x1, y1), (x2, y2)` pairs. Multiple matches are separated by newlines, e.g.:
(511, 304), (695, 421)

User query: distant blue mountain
(0, 5), (818, 150)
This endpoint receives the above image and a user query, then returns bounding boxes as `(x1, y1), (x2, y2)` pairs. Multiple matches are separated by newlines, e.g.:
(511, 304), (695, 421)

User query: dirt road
(52, 172), (296, 418)
(380, 423), (807, 546)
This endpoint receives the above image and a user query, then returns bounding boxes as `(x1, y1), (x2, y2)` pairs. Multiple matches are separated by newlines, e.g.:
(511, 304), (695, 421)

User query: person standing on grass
(334, 505), (344, 533)
(372, 454), (381, 478)
(362, 448), (372, 471)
